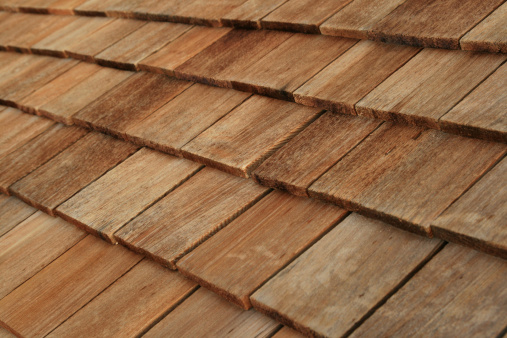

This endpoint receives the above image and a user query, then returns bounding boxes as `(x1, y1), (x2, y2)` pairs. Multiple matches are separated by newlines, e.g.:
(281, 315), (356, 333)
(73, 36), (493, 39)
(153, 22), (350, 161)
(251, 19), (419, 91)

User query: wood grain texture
(56, 148), (202, 243)
(0, 211), (86, 300)
(178, 190), (347, 309)
(125, 83), (250, 155)
(439, 62), (507, 142)
(272, 327), (305, 338)
(115, 167), (269, 269)
(174, 0), (247, 27)
(10, 132), (139, 215)
(251, 213), (443, 337)
(73, 72), (191, 137)
(181, 95), (321, 178)
(0, 327), (14, 338)
(0, 124), (87, 195)
(309, 124), (507, 235)
(144, 288), (279, 338)
(253, 112), (380, 196)
(0, 235), (141, 338)
(356, 48), (506, 129)
(460, 2), (507, 53)
(48, 259), (197, 338)
(222, 0), (287, 29)
(352, 243), (507, 337)
(261, 0), (352, 33)
(432, 158), (507, 258)
(43, 0), (88, 15)
(294, 40), (419, 115)
(74, 0), (120, 15)
(0, 196), (37, 238)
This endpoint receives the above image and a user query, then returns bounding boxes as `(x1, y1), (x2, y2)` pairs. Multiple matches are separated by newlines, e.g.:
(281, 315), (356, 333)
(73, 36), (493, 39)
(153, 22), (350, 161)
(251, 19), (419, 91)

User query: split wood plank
(370, 0), (504, 49)
(261, 0), (353, 34)
(356, 48), (506, 129)
(173, 0), (248, 27)
(10, 132), (139, 215)
(320, 0), (407, 39)
(95, 21), (191, 71)
(0, 196), (37, 237)
(0, 211), (86, 300)
(0, 124), (88, 195)
(309, 124), (507, 235)
(251, 213), (443, 337)
(177, 190), (347, 309)
(439, 62), (507, 143)
(272, 327), (305, 338)
(253, 112), (380, 196)
(460, 2), (507, 53)
(0, 235), (142, 337)
(0, 54), (62, 91)
(181, 95), (321, 178)
(115, 167), (269, 269)
(125, 83), (251, 155)
(222, 0), (287, 29)
(352, 243), (507, 337)
(38, 66), (133, 124)
(144, 288), (279, 338)
(56, 148), (202, 243)
(0, 14), (53, 50)
(230, 34), (356, 100)
(431, 158), (507, 259)
(294, 40), (420, 115)
(48, 259), (197, 338)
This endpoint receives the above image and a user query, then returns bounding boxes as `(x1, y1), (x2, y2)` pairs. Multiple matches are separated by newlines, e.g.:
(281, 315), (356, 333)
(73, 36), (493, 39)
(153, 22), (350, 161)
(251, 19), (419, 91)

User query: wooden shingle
(0, 196), (37, 238)
(222, 0), (287, 29)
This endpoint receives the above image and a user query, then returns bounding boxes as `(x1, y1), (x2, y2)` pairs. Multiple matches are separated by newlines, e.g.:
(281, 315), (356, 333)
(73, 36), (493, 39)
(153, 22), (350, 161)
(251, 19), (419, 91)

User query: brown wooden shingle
(0, 196), (37, 237)
(222, 0), (287, 29)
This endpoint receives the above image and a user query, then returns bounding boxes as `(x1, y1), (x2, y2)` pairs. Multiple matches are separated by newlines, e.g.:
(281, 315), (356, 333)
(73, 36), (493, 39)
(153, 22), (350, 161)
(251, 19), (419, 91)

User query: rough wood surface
(309, 124), (507, 235)
(272, 327), (305, 338)
(144, 288), (279, 338)
(125, 83), (250, 155)
(74, 0), (120, 15)
(432, 158), (507, 258)
(115, 167), (269, 269)
(0, 235), (141, 337)
(178, 190), (347, 309)
(251, 213), (443, 337)
(294, 40), (419, 114)
(174, 0), (247, 27)
(352, 244), (507, 337)
(0, 211), (86, 299)
(356, 48), (506, 129)
(181, 95), (321, 177)
(370, 0), (504, 49)
(56, 148), (202, 243)
(0, 327), (14, 338)
(0, 196), (37, 238)
(41, 0), (88, 15)
(10, 132), (138, 215)
(48, 259), (197, 337)
(0, 124), (88, 195)
(253, 112), (380, 196)
(222, 0), (287, 29)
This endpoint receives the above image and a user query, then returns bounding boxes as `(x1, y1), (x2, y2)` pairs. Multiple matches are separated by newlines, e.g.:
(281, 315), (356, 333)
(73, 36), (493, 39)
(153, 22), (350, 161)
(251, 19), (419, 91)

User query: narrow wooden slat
(352, 244), (507, 337)
(144, 288), (279, 338)
(44, 0), (88, 15)
(174, 0), (247, 27)
(222, 0), (287, 29)
(253, 112), (380, 196)
(272, 327), (305, 338)
(0, 211), (86, 299)
(0, 196), (37, 237)
(251, 213), (443, 337)
(0, 235), (141, 337)
(115, 167), (269, 269)
(74, 0), (119, 16)
(48, 259), (197, 337)
(56, 148), (202, 243)
(181, 95), (321, 178)
(178, 190), (347, 309)
(309, 124), (507, 235)
(0, 14), (60, 51)
(10, 132), (139, 215)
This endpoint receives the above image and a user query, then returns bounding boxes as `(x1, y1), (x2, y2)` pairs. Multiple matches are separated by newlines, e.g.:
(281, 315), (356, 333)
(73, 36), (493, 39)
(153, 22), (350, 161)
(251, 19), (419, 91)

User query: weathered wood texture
(309, 124), (507, 235)
(356, 48), (506, 129)
(115, 167), (269, 269)
(272, 327), (306, 338)
(294, 40), (419, 115)
(173, 0), (247, 27)
(144, 288), (279, 338)
(352, 244), (507, 337)
(48, 259), (197, 337)
(0, 235), (141, 337)
(74, 0), (120, 15)
(370, 0), (504, 49)
(0, 327), (14, 338)
(432, 158), (507, 258)
(0, 196), (37, 237)
(253, 112), (380, 196)
(182, 95), (321, 177)
(0, 124), (87, 194)
(222, 0), (287, 29)
(461, 2), (507, 53)
(251, 213), (443, 337)
(31, 0), (87, 15)
(10, 132), (138, 215)
(56, 148), (201, 243)
(125, 83), (250, 155)
(0, 211), (86, 300)
(178, 190), (347, 309)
